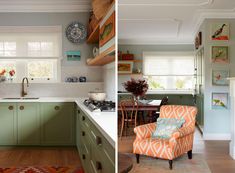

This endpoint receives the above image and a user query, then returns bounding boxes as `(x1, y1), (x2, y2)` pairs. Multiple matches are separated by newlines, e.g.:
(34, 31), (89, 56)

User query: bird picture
(212, 70), (229, 86)
(212, 46), (228, 63)
(212, 93), (228, 109)
(211, 23), (229, 40)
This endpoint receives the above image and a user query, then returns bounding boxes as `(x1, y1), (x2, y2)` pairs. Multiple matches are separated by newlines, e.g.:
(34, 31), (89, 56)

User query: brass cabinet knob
(54, 106), (60, 110)
(96, 136), (102, 145)
(82, 116), (85, 121)
(19, 106), (24, 110)
(77, 110), (80, 114)
(8, 106), (14, 110)
(82, 154), (86, 160)
(82, 131), (85, 136)
(96, 161), (102, 170)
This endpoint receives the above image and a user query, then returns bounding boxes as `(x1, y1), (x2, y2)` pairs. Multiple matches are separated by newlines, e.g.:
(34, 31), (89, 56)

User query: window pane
(146, 76), (194, 90)
(0, 42), (16, 56)
(27, 60), (54, 78)
(0, 60), (16, 78)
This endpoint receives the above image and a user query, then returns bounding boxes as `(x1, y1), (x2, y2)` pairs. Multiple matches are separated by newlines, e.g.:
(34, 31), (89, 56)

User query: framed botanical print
(212, 93), (228, 109)
(211, 23), (229, 40)
(118, 61), (133, 74)
(99, 12), (115, 47)
(212, 70), (229, 86)
(211, 46), (229, 63)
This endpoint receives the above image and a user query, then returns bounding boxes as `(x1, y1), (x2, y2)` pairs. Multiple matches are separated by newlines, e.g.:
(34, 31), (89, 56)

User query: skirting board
(203, 133), (231, 140)
(229, 143), (235, 160)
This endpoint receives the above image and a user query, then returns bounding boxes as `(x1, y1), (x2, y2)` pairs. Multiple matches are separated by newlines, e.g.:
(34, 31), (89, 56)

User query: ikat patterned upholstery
(133, 105), (197, 160)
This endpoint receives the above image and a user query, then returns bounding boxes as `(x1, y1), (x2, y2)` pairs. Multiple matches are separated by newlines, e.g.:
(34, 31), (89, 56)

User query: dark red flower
(123, 78), (148, 97)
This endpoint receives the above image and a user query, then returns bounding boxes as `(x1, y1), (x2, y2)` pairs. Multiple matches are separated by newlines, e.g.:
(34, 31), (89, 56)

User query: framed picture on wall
(211, 46), (229, 64)
(195, 31), (202, 50)
(211, 23), (229, 40)
(99, 12), (115, 47)
(212, 70), (229, 86)
(212, 93), (228, 109)
(118, 61), (133, 74)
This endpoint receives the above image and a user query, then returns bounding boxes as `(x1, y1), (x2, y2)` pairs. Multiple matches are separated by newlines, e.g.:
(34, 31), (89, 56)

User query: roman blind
(143, 51), (194, 76)
(0, 26), (62, 59)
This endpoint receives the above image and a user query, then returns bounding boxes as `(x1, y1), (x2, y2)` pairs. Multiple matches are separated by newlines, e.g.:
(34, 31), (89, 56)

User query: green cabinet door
(17, 103), (40, 145)
(41, 103), (75, 145)
(0, 103), (17, 145)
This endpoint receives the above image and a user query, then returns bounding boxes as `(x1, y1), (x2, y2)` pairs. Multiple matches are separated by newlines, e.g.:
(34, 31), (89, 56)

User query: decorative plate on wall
(66, 22), (87, 44)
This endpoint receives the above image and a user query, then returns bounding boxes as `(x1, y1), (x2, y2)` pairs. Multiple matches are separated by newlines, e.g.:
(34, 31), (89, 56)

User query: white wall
(103, 62), (115, 101)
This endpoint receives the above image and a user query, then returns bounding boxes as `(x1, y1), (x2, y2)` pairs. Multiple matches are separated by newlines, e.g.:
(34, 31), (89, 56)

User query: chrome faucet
(22, 77), (29, 97)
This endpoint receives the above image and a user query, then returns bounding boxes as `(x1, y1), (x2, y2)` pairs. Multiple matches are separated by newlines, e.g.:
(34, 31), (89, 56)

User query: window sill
(118, 90), (195, 95)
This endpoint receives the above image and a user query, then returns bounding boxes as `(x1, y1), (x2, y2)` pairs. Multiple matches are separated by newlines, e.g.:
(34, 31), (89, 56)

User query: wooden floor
(0, 147), (81, 167)
(119, 128), (235, 173)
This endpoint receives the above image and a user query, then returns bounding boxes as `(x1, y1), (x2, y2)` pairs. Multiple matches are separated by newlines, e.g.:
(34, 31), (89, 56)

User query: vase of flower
(8, 70), (15, 83)
(0, 69), (6, 83)
(123, 78), (149, 102)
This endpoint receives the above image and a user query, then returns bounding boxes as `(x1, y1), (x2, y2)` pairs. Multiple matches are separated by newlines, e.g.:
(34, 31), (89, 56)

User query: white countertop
(0, 97), (77, 102)
(0, 97), (117, 148)
(75, 99), (117, 148)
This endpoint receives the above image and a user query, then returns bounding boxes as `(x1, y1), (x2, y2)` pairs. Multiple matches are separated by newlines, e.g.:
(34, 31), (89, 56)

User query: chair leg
(136, 154), (140, 164)
(169, 160), (173, 170)
(187, 150), (192, 159)
(120, 119), (124, 139)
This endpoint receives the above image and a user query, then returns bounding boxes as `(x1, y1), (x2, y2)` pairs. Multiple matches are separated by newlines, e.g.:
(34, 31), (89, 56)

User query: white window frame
(143, 51), (195, 94)
(0, 26), (62, 83)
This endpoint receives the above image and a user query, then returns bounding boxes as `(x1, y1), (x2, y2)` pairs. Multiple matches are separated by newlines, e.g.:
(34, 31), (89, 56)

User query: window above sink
(0, 26), (62, 83)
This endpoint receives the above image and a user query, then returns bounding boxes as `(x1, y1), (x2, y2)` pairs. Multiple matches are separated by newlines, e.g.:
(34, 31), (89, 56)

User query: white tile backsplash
(0, 83), (103, 98)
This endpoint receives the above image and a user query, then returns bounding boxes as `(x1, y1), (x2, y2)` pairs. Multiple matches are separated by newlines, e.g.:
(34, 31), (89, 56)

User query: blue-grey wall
(201, 19), (235, 139)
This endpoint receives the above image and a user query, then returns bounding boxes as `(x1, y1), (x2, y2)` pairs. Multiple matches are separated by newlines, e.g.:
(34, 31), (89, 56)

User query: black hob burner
(83, 99), (115, 112)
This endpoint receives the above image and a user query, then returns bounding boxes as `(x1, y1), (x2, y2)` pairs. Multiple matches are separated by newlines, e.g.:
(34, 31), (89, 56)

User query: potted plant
(0, 69), (6, 82)
(123, 78), (149, 101)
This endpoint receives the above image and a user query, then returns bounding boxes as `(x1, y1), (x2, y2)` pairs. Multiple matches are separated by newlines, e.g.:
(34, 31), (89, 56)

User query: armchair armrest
(172, 125), (195, 139)
(169, 125), (195, 148)
(134, 123), (156, 140)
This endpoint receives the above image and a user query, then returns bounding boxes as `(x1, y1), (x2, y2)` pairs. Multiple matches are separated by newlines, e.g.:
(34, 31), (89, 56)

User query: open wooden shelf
(118, 59), (142, 63)
(86, 22), (100, 44)
(86, 0), (116, 44)
(87, 45), (115, 66)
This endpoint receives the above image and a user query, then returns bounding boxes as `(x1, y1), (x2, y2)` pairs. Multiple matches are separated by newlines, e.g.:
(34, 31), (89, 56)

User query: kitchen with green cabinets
(0, 98), (116, 173)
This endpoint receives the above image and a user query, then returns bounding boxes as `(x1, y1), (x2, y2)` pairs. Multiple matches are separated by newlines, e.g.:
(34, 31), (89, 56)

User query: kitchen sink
(2, 97), (39, 100)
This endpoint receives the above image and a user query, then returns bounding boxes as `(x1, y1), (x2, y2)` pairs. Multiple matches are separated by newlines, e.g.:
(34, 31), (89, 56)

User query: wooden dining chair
(119, 99), (139, 138)
(150, 96), (169, 122)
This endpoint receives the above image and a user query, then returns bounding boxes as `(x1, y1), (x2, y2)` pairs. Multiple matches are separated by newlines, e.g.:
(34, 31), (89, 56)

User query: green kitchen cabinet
(0, 103), (17, 145)
(17, 103), (40, 145)
(76, 105), (115, 173)
(196, 95), (204, 131)
(41, 102), (75, 145)
(76, 107), (82, 153)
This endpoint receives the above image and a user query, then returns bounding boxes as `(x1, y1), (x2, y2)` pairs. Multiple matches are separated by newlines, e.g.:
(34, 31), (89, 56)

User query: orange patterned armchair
(133, 105), (198, 169)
